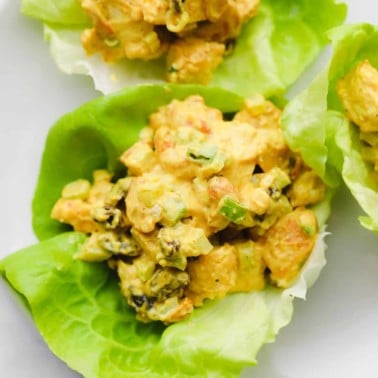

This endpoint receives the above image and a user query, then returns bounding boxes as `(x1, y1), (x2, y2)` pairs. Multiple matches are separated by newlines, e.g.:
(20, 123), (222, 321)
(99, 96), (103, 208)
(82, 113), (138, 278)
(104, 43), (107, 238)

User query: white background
(0, 1), (377, 377)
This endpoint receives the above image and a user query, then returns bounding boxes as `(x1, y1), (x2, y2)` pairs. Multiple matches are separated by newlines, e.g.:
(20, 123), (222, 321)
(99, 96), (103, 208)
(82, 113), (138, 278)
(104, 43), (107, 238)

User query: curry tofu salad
(80, 0), (259, 84)
(51, 94), (325, 323)
(20, 0), (347, 94)
(1, 85), (332, 376)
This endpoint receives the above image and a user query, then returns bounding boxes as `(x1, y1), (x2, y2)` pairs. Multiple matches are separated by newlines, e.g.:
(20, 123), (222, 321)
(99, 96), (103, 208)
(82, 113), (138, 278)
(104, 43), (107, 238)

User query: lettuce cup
(20, 0), (346, 95)
(282, 23), (378, 231)
(1, 84), (334, 377)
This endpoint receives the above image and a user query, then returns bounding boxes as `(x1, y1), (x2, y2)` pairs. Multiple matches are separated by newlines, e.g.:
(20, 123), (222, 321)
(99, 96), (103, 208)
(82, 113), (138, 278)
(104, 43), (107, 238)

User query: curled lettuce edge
(282, 22), (378, 232)
(1, 83), (332, 377)
(21, 0), (347, 96)
(328, 23), (378, 231)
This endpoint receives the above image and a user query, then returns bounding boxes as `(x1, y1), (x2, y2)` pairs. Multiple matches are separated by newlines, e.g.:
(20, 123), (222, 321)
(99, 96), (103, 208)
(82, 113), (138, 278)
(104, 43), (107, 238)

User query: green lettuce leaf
(21, 0), (347, 96)
(281, 23), (378, 231)
(212, 0), (347, 97)
(21, 0), (90, 25)
(281, 69), (343, 188)
(328, 24), (378, 231)
(327, 23), (378, 110)
(2, 83), (332, 377)
(0, 229), (327, 377)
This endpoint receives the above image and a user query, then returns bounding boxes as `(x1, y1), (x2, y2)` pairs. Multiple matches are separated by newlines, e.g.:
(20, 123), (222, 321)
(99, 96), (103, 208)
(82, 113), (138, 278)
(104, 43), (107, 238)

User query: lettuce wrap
(281, 23), (378, 231)
(1, 84), (334, 377)
(20, 0), (347, 96)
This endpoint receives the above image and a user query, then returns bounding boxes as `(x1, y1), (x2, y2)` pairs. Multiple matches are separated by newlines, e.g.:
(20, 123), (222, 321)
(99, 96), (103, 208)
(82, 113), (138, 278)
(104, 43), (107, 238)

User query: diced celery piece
(236, 241), (256, 270)
(158, 254), (187, 271)
(187, 143), (217, 164)
(219, 196), (248, 223)
(184, 229), (213, 256)
(199, 151), (226, 176)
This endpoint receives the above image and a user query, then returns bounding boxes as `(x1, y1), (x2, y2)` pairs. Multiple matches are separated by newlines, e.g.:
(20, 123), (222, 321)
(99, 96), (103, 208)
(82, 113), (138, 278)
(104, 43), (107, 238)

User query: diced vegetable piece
(120, 142), (156, 175)
(134, 255), (156, 282)
(158, 223), (213, 258)
(261, 167), (291, 191)
(232, 240), (265, 292)
(130, 228), (161, 258)
(105, 177), (132, 206)
(61, 179), (91, 199)
(218, 196), (249, 223)
(136, 176), (164, 207)
(161, 195), (187, 225)
(75, 234), (112, 261)
(158, 254), (188, 271)
(199, 151), (226, 176)
(187, 143), (217, 164)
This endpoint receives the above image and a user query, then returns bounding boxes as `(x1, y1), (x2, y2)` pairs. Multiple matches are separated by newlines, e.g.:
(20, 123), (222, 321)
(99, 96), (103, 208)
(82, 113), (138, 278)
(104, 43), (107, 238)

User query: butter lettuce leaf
(326, 23), (378, 110)
(21, 0), (89, 25)
(281, 69), (343, 188)
(2, 83), (331, 377)
(1, 232), (164, 378)
(328, 24), (378, 231)
(0, 230), (327, 377)
(21, 0), (346, 96)
(212, 0), (347, 97)
(282, 23), (378, 231)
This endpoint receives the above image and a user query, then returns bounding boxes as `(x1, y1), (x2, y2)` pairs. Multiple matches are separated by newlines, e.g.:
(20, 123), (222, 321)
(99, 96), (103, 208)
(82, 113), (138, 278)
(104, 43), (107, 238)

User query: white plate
(0, 1), (377, 377)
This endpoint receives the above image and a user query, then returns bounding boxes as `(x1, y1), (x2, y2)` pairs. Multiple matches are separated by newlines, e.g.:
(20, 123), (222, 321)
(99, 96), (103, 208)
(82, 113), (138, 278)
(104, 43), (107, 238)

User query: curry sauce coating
(186, 240), (266, 306)
(337, 60), (378, 172)
(166, 38), (225, 84)
(52, 95), (325, 323)
(51, 170), (113, 234)
(337, 60), (378, 134)
(79, 0), (260, 84)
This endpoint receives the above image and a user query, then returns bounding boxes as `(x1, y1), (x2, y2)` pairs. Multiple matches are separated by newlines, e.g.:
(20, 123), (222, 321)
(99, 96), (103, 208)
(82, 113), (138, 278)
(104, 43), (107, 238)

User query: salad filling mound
(79, 0), (260, 84)
(336, 59), (378, 175)
(52, 94), (325, 323)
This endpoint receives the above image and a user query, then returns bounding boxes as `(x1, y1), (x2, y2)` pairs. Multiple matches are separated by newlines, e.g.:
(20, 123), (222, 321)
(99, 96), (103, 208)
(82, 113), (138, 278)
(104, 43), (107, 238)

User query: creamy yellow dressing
(79, 0), (260, 84)
(52, 95), (325, 323)
(337, 60), (378, 173)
